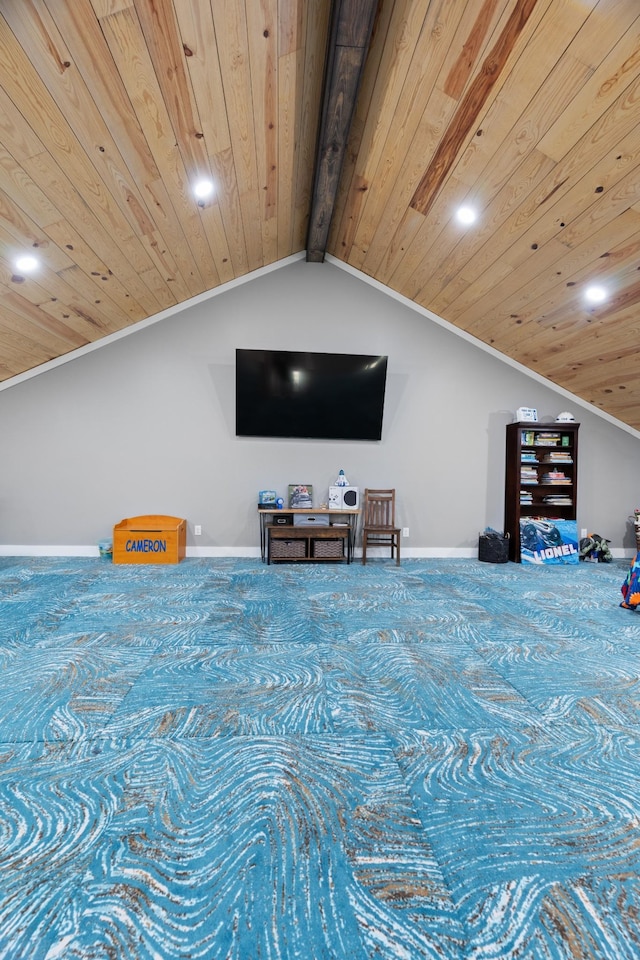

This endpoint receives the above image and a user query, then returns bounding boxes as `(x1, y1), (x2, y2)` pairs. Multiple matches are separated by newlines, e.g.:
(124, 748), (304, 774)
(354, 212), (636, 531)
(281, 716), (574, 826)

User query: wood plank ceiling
(1, 0), (640, 430)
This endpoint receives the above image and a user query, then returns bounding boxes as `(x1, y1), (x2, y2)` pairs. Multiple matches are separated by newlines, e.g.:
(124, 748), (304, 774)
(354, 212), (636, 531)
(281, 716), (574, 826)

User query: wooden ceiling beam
(306, 0), (379, 263)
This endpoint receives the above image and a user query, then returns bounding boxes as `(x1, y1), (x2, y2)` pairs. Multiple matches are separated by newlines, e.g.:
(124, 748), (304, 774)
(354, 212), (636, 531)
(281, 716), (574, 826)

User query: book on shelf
(541, 470), (570, 484)
(542, 452), (573, 463)
(534, 432), (561, 446)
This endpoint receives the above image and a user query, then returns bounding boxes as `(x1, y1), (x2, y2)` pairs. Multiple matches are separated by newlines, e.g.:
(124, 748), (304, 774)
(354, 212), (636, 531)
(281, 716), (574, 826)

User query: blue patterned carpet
(1, 556), (639, 959)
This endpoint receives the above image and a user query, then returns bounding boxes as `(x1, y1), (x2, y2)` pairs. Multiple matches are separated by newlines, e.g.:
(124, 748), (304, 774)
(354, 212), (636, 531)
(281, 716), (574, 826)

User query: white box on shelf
(293, 514), (330, 527)
(328, 486), (359, 509)
(515, 407), (538, 422)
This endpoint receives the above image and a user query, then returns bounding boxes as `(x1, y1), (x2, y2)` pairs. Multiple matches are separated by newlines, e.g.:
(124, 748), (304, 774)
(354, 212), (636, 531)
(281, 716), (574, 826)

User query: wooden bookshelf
(504, 422), (579, 562)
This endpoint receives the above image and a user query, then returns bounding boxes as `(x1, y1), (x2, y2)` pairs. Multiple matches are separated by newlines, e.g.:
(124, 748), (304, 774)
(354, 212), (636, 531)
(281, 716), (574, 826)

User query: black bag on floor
(479, 531), (509, 563)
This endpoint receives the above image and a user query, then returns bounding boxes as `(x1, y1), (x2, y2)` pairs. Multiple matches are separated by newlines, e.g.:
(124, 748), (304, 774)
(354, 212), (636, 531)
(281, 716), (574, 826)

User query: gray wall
(1, 258), (639, 555)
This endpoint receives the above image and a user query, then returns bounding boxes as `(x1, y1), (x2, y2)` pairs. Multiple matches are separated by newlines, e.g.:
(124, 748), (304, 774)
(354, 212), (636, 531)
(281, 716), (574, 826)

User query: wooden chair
(361, 488), (401, 565)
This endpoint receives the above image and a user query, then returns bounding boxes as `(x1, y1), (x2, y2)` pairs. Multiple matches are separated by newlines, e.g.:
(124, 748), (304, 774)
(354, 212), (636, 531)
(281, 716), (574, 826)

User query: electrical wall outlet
(580, 528), (587, 539)
(194, 525), (202, 536)
(402, 527), (409, 538)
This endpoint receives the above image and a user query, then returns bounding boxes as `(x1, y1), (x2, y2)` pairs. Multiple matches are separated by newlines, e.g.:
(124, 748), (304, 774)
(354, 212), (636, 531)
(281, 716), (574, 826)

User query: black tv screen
(235, 349), (388, 440)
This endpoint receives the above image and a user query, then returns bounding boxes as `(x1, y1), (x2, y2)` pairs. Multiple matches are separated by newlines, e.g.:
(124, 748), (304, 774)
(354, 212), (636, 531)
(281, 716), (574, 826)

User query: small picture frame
(288, 484), (313, 509)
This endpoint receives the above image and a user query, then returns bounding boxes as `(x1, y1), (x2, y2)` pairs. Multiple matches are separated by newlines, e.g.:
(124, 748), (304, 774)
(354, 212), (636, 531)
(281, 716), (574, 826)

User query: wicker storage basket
(312, 538), (345, 559)
(478, 532), (510, 563)
(270, 538), (307, 560)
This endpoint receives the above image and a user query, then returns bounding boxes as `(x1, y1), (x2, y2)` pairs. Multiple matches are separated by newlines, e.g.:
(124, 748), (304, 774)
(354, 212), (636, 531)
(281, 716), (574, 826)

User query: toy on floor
(621, 552), (640, 609)
(579, 533), (612, 563)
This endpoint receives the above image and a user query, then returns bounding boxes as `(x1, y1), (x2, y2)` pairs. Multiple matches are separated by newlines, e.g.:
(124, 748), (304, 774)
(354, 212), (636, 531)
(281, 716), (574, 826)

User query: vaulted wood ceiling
(1, 0), (640, 430)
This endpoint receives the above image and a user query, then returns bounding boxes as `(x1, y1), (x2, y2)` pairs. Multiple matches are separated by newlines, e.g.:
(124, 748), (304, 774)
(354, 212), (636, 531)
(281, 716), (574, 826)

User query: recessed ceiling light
(584, 284), (607, 304)
(456, 205), (477, 225)
(14, 255), (39, 273)
(193, 179), (214, 200)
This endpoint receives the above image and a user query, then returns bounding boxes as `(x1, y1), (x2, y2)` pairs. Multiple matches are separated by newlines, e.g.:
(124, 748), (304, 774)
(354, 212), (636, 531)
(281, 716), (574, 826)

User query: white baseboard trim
(192, 547), (484, 560)
(187, 547), (261, 558)
(0, 545), (635, 561)
(0, 545), (98, 557)
(0, 546), (264, 558)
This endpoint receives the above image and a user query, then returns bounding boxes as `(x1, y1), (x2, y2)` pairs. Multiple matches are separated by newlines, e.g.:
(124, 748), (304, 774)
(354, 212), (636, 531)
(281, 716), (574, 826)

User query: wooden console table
(258, 508), (360, 563)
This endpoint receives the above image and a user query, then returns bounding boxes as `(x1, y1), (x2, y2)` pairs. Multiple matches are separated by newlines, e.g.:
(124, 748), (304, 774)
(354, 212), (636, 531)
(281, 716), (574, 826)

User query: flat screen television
(235, 349), (388, 440)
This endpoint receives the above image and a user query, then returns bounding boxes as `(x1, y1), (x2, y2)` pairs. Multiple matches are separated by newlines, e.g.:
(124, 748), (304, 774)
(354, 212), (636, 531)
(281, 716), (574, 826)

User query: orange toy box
(113, 515), (186, 564)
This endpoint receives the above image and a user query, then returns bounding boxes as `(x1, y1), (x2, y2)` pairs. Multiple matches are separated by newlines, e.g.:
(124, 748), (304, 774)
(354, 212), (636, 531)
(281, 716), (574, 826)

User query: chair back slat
(364, 488), (396, 527)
